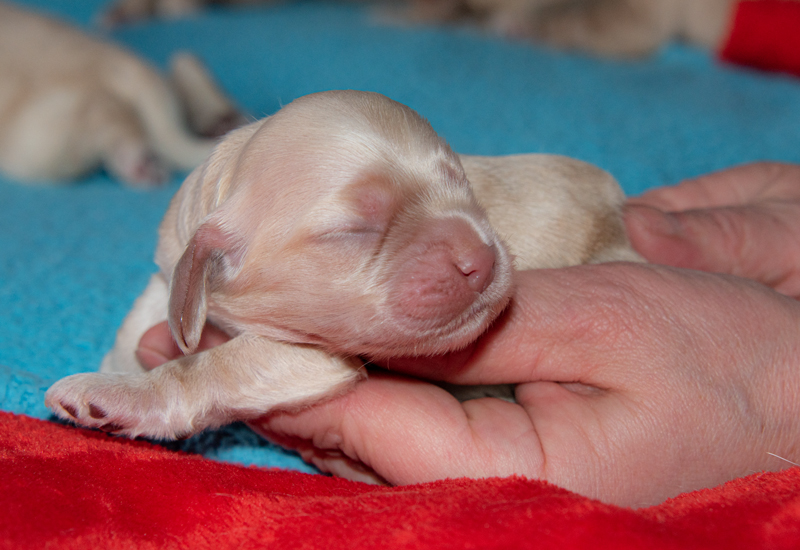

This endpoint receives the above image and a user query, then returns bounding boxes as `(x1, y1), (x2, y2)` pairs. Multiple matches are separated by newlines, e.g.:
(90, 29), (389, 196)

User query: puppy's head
(168, 91), (513, 359)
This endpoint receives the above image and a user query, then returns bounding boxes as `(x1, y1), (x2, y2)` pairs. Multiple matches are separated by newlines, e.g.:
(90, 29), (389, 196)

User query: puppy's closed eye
(309, 179), (401, 242)
(311, 224), (385, 244)
(342, 175), (400, 225)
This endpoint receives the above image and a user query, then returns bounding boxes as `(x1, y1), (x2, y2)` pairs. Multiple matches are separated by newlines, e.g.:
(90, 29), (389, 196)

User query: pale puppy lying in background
(101, 0), (742, 58)
(0, 2), (242, 186)
(46, 90), (642, 440)
(410, 0), (737, 57)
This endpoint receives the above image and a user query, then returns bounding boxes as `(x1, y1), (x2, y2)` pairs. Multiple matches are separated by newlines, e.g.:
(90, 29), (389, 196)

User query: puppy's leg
(89, 93), (170, 186)
(100, 273), (170, 375)
(169, 52), (246, 138)
(104, 139), (169, 187)
(46, 335), (364, 440)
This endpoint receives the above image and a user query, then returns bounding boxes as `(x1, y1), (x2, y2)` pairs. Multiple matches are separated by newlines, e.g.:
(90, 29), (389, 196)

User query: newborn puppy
(45, 90), (640, 439)
(0, 2), (243, 186)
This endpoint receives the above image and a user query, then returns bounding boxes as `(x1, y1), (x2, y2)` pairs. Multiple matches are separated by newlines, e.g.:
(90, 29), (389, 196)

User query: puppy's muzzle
(388, 217), (503, 327)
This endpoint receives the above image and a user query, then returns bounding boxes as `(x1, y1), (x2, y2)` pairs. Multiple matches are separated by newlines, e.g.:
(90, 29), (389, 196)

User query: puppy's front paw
(45, 372), (193, 440)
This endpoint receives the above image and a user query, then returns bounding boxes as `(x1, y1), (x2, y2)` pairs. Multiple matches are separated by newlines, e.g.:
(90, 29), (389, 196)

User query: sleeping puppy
(0, 2), (243, 186)
(45, 90), (641, 439)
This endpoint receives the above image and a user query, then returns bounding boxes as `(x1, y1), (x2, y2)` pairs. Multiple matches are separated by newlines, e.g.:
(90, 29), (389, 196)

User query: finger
(136, 322), (180, 370)
(379, 264), (673, 386)
(625, 203), (800, 297)
(136, 320), (231, 370)
(629, 162), (800, 211)
(258, 433), (387, 485)
(250, 371), (546, 486)
(254, 372), (667, 505)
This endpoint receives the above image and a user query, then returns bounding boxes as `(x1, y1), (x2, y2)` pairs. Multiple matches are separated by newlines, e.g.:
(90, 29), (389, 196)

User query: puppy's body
(0, 2), (241, 186)
(46, 90), (640, 439)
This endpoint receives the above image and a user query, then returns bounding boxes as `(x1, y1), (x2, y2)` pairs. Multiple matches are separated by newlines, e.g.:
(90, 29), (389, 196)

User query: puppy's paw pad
(45, 373), (181, 439)
(88, 404), (107, 420)
(60, 402), (79, 419)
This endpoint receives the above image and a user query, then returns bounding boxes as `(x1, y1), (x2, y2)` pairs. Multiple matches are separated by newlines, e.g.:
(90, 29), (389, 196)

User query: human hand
(137, 161), (800, 507)
(624, 162), (800, 298)
(246, 265), (800, 507)
(137, 262), (800, 507)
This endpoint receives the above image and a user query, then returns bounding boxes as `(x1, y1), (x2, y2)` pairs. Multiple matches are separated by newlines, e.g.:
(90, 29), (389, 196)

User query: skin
(137, 161), (800, 508)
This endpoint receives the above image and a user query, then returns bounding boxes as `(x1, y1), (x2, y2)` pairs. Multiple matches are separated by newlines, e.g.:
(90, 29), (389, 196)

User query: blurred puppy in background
(409, 0), (736, 57)
(0, 2), (244, 186)
(101, 0), (739, 58)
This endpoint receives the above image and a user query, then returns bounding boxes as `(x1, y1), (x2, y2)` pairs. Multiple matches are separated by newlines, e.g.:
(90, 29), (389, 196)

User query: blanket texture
(2, 0), (800, 546)
(5, 411), (800, 550)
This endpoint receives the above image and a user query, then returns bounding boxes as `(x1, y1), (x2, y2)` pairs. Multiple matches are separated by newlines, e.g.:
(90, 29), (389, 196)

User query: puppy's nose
(456, 244), (496, 293)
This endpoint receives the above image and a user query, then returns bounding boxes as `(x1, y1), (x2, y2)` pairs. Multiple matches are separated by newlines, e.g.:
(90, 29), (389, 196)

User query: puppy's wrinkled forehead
(235, 91), (466, 205)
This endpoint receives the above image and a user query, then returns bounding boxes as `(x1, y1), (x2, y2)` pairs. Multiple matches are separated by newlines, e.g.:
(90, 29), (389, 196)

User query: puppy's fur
(46, 90), (641, 439)
(0, 2), (242, 186)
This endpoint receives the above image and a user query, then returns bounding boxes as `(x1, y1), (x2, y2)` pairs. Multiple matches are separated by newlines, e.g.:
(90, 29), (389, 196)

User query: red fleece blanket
(3, 413), (800, 549)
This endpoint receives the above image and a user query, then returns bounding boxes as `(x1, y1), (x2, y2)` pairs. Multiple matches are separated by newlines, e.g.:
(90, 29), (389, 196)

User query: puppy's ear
(168, 222), (244, 355)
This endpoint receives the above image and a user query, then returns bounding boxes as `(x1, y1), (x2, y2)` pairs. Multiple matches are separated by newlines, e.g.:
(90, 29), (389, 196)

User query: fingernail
(624, 204), (682, 237)
(135, 346), (170, 371)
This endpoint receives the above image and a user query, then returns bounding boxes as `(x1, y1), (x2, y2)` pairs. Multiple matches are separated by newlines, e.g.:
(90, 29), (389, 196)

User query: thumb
(624, 203), (800, 297)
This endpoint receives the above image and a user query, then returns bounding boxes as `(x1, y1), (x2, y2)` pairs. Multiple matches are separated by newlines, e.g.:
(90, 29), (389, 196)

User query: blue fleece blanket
(2, 0), (800, 471)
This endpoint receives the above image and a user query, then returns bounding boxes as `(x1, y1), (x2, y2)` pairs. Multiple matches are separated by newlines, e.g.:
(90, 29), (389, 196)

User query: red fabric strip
(3, 412), (800, 549)
(720, 0), (800, 77)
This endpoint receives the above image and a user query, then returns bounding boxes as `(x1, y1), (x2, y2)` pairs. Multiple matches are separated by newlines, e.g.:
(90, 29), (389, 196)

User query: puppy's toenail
(88, 404), (107, 419)
(61, 403), (78, 418)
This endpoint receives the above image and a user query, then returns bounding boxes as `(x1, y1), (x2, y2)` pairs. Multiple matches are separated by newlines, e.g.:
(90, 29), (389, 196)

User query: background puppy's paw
(107, 143), (170, 188)
(44, 373), (193, 440)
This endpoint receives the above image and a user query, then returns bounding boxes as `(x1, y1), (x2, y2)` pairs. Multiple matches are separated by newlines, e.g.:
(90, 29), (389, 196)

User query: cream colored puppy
(0, 2), (242, 186)
(45, 90), (640, 439)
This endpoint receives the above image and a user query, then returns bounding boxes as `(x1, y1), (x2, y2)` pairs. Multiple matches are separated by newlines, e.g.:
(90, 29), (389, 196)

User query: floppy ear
(168, 222), (243, 355)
